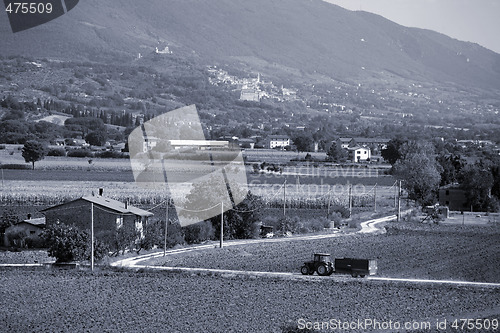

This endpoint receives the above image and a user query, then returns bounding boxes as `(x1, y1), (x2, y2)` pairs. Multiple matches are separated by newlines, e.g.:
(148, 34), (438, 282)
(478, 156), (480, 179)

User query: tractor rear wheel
(300, 265), (310, 275)
(317, 264), (328, 276)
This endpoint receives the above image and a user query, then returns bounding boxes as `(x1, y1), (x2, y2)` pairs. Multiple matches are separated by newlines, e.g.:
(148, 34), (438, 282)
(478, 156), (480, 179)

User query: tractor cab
(314, 253), (331, 263)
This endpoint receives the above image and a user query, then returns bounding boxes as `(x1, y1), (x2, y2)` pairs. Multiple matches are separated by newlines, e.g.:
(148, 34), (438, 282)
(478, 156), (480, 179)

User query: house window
(357, 151), (361, 154)
(364, 151), (367, 154)
(30, 230), (36, 235)
(446, 190), (450, 195)
(445, 201), (450, 205)
(116, 216), (123, 229)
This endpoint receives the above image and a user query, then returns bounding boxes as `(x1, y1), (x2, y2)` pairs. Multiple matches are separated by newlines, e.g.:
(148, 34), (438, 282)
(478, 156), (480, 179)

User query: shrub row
(66, 149), (127, 158)
(0, 164), (30, 170)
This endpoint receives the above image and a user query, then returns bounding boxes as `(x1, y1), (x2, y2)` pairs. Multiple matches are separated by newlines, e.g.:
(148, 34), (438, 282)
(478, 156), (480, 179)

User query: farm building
(347, 147), (371, 163)
(268, 135), (290, 149)
(336, 137), (389, 152)
(438, 184), (469, 211)
(238, 138), (256, 149)
(40, 196), (153, 240)
(3, 217), (46, 247)
(169, 140), (229, 150)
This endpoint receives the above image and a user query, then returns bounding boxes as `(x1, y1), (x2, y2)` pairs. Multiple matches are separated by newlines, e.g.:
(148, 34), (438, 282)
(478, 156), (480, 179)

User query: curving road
(109, 214), (500, 289)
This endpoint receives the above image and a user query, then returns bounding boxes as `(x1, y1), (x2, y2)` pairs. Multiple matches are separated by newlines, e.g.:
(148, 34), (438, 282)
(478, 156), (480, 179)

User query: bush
(0, 164), (31, 170)
(183, 220), (214, 244)
(94, 150), (126, 158)
(67, 149), (94, 158)
(112, 224), (140, 255)
(6, 230), (27, 247)
(330, 204), (350, 218)
(299, 217), (330, 233)
(328, 212), (343, 227)
(277, 216), (300, 235)
(41, 223), (108, 263)
(24, 235), (46, 248)
(47, 148), (66, 156)
(140, 219), (184, 252)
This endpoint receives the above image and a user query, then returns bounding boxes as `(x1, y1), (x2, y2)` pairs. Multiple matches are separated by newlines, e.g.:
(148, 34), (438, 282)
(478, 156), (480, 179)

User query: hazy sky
(324, 0), (500, 54)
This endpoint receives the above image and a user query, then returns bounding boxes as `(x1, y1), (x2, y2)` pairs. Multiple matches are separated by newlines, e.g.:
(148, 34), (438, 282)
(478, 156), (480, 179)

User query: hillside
(1, 0), (499, 90)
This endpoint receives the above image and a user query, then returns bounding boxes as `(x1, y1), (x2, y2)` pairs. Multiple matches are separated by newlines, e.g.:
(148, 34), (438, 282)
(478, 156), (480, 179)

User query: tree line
(382, 138), (500, 212)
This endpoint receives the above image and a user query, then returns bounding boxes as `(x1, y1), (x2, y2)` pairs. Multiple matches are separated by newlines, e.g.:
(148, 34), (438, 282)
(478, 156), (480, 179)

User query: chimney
(99, 188), (103, 196)
(125, 200), (128, 209)
(27, 213), (32, 220)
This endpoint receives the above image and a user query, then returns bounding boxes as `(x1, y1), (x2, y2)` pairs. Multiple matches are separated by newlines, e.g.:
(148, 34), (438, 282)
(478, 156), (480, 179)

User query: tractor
(300, 253), (334, 276)
(300, 253), (378, 278)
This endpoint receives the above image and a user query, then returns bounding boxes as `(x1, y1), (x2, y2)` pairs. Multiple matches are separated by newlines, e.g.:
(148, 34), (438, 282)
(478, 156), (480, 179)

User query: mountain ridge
(0, 0), (499, 90)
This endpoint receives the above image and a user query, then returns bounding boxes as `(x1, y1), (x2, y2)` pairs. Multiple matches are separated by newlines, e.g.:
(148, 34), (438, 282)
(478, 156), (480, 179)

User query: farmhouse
(337, 138), (352, 149)
(40, 195), (153, 240)
(438, 184), (469, 211)
(336, 137), (390, 152)
(142, 136), (158, 152)
(66, 138), (90, 148)
(3, 217), (46, 247)
(347, 147), (371, 163)
(268, 135), (290, 149)
(238, 138), (256, 149)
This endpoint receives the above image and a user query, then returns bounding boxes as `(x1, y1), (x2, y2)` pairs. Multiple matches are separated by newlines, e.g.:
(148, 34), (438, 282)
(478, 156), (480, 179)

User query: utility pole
(397, 180), (401, 222)
(348, 184), (352, 218)
(373, 183), (377, 213)
(326, 189), (331, 219)
(163, 199), (169, 257)
(394, 181), (397, 209)
(283, 179), (287, 216)
(91, 202), (94, 271)
(220, 201), (224, 248)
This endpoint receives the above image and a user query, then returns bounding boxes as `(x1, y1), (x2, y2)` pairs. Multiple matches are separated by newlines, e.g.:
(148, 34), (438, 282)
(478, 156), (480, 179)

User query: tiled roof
(41, 196), (153, 217)
(347, 146), (370, 151)
(81, 196), (154, 217)
(352, 138), (390, 143)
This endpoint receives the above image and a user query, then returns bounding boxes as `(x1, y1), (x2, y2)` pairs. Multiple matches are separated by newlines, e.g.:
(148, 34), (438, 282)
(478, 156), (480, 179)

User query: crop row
(1, 268), (498, 333)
